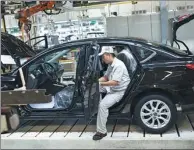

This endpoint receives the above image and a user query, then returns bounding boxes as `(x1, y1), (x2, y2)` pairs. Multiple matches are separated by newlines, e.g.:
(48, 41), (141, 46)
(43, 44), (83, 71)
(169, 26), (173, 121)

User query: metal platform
(1, 113), (194, 149)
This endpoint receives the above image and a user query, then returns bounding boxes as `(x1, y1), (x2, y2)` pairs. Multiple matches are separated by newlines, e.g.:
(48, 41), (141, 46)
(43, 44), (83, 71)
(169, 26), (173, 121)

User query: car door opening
(28, 46), (82, 110)
(98, 44), (138, 111)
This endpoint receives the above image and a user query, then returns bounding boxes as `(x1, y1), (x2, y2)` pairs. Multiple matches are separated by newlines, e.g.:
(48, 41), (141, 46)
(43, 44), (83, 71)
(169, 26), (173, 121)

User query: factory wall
(106, 14), (160, 41)
(105, 1), (194, 16)
(106, 9), (194, 53)
(2, 1), (194, 53)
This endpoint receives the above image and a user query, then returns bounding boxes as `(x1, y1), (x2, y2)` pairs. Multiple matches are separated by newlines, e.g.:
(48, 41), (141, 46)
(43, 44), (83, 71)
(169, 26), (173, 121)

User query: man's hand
(100, 80), (119, 86)
(99, 76), (108, 82)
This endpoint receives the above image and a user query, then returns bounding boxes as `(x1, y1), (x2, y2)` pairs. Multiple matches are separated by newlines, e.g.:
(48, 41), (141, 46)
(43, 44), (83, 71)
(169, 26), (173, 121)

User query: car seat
(117, 50), (137, 78)
(26, 73), (38, 89)
(109, 50), (137, 111)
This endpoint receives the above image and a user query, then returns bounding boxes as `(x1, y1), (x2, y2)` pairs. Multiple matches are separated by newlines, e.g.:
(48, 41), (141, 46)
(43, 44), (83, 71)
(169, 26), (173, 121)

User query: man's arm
(100, 80), (119, 86)
(99, 66), (110, 82)
(99, 76), (108, 82)
(100, 65), (124, 87)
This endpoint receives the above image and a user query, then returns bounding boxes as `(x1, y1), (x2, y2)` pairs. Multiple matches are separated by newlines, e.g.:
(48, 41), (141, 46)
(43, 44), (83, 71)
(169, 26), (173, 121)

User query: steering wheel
(41, 62), (58, 81)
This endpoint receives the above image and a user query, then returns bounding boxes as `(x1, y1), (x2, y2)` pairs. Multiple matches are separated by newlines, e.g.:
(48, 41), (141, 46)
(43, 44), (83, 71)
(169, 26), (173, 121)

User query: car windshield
(35, 47), (80, 65)
(46, 49), (68, 63)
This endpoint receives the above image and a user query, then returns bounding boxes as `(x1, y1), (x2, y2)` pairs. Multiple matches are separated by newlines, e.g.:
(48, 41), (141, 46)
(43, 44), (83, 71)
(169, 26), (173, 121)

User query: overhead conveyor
(1, 113), (194, 149)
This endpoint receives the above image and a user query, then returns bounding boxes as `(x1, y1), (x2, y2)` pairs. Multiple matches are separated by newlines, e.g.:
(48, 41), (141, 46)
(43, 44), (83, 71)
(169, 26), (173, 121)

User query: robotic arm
(15, 1), (64, 32)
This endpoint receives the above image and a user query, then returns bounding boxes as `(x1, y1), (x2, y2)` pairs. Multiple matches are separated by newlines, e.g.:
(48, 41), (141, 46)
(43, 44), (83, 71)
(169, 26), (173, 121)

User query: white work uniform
(97, 58), (130, 134)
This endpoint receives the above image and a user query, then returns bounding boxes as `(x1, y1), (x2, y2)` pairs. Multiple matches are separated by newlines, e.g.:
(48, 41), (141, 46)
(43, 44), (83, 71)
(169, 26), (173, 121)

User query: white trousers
(97, 85), (125, 134)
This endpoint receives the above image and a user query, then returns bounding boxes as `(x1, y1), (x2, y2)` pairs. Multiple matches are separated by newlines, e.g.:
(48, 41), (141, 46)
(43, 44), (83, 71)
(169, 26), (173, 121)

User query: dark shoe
(93, 132), (107, 141)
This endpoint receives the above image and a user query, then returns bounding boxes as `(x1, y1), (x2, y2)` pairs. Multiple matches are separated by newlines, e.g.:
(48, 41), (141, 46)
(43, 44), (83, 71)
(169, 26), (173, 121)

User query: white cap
(98, 46), (114, 56)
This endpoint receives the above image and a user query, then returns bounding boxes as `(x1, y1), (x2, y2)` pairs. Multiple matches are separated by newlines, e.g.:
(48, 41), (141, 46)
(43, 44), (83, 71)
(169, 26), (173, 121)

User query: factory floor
(1, 113), (194, 149)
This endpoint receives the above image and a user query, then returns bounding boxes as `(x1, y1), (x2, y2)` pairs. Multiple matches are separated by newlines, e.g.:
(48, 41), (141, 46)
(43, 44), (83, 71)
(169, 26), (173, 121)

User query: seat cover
(117, 49), (137, 78)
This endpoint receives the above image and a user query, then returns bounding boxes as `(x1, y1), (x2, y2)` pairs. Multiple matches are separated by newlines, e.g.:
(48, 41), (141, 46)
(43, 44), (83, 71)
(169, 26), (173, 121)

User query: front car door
(81, 43), (101, 120)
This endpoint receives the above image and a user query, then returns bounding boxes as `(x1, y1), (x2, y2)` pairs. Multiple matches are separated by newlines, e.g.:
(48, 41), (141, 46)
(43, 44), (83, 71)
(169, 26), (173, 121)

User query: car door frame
(89, 40), (145, 117)
(25, 35), (49, 52)
(80, 41), (102, 121)
(10, 41), (94, 114)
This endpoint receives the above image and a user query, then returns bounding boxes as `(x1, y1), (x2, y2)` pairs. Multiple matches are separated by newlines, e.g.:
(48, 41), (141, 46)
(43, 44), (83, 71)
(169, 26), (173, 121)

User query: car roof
(1, 32), (187, 59)
(54, 36), (167, 49)
(65, 37), (148, 43)
(65, 37), (187, 56)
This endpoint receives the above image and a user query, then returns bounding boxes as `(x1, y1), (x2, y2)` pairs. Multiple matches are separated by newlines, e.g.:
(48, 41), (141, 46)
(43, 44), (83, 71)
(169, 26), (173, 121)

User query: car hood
(1, 32), (36, 61)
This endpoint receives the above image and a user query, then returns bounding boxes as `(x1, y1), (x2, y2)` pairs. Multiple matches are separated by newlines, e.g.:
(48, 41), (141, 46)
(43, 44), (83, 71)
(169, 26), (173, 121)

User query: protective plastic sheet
(54, 85), (74, 109)
(119, 49), (137, 72)
(29, 96), (55, 109)
(117, 49), (137, 78)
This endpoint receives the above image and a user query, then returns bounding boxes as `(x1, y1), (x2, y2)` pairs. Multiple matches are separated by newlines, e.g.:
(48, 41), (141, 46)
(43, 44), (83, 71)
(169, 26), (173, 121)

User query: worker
(93, 46), (130, 141)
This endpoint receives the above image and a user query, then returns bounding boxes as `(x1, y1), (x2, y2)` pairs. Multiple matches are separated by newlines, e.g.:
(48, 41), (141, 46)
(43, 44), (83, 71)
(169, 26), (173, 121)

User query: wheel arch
(130, 88), (182, 114)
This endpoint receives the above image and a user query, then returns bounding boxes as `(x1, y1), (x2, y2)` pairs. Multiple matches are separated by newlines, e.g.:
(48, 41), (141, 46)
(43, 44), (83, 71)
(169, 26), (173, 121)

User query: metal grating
(1, 113), (194, 149)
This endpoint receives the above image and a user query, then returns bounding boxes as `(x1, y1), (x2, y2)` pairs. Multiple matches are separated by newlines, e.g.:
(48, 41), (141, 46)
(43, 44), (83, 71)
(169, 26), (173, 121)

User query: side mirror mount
(14, 55), (21, 67)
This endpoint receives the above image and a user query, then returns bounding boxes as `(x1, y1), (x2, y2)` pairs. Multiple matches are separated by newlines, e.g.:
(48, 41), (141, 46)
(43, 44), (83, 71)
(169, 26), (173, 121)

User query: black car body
(1, 32), (194, 133)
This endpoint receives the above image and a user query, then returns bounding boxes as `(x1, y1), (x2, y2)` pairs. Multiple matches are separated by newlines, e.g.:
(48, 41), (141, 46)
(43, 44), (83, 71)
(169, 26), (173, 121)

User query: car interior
(26, 44), (137, 112)
(27, 47), (80, 109)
